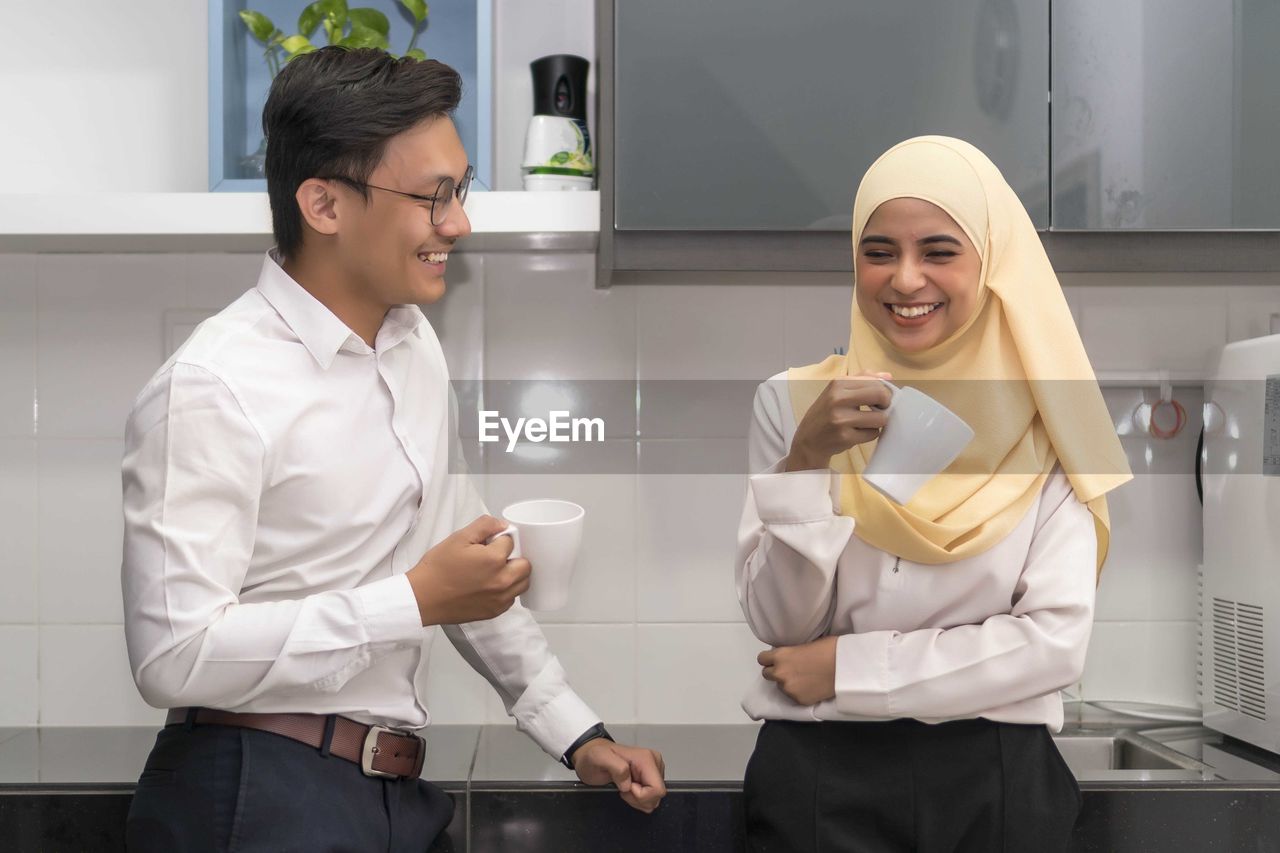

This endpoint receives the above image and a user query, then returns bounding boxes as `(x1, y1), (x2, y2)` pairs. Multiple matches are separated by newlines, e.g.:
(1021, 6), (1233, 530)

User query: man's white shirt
(121, 251), (600, 758)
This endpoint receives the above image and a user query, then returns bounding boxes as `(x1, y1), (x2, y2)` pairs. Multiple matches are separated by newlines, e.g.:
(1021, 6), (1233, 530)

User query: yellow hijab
(788, 136), (1131, 577)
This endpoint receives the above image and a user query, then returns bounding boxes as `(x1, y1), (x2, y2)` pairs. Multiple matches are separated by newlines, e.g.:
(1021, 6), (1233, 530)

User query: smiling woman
(855, 197), (983, 351)
(736, 135), (1133, 853)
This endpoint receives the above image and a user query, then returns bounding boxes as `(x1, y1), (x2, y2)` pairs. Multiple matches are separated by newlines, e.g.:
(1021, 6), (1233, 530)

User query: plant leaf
(281, 35), (315, 55)
(319, 0), (348, 23)
(405, 48), (427, 61)
(398, 0), (428, 24)
(349, 8), (390, 37)
(238, 10), (277, 43)
(339, 22), (386, 49)
(297, 2), (324, 38)
(286, 43), (320, 62)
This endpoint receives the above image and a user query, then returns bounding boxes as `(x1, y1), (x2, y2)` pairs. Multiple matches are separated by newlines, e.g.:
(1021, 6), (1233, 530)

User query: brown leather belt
(165, 707), (425, 780)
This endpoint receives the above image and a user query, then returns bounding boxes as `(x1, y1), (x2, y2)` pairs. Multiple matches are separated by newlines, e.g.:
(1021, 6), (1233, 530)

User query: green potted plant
(236, 0), (430, 173)
(240, 0), (430, 73)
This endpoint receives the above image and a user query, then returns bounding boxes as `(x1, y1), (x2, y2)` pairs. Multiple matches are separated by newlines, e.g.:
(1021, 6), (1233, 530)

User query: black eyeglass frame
(325, 164), (474, 226)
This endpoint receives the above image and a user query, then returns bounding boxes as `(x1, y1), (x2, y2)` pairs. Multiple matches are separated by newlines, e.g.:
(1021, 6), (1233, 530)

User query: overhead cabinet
(598, 0), (1280, 279)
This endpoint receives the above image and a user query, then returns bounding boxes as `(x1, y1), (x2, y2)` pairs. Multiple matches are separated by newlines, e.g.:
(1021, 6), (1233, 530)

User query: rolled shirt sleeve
(736, 380), (857, 647)
(437, 387), (602, 759)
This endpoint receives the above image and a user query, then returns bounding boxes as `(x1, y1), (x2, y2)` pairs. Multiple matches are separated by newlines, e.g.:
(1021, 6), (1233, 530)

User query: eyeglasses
(329, 164), (474, 226)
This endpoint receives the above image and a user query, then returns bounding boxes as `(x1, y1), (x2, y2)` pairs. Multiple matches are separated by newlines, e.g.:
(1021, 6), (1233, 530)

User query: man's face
(338, 116), (472, 308)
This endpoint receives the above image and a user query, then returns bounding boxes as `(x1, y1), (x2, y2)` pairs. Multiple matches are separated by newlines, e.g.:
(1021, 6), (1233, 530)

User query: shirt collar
(255, 250), (426, 370)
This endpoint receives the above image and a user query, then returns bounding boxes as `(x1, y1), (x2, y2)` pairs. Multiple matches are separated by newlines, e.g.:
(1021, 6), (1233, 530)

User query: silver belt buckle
(362, 724), (416, 778)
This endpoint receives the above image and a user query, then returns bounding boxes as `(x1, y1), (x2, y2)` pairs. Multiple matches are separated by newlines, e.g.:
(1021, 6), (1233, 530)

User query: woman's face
(855, 197), (983, 353)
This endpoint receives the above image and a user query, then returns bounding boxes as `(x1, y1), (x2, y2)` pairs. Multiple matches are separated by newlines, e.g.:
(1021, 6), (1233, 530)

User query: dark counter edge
(7, 779), (1280, 794)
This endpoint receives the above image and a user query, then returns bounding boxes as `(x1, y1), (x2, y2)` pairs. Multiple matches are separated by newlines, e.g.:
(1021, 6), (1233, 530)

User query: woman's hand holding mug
(784, 373), (893, 472)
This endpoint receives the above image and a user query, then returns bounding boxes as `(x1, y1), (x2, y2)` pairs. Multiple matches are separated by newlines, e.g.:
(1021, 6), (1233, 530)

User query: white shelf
(0, 191), (599, 252)
(1095, 370), (1209, 387)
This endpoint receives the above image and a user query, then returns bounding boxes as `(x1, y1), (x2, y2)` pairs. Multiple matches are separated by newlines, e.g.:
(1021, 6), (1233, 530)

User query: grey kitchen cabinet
(1051, 0), (1280, 229)
(597, 0), (1280, 282)
(612, 0), (1050, 232)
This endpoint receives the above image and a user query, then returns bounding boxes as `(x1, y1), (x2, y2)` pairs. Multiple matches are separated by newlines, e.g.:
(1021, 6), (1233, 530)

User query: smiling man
(121, 47), (664, 851)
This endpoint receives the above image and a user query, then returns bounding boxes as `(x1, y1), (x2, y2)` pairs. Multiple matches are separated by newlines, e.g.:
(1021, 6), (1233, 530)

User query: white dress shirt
(122, 252), (600, 759)
(737, 373), (1098, 732)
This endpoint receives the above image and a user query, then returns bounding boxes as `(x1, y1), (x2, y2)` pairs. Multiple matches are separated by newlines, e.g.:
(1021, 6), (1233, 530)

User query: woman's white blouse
(736, 373), (1098, 731)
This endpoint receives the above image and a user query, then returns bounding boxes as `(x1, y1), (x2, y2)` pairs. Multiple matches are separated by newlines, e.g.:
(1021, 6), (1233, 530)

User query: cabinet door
(614, 0), (1050, 232)
(1052, 0), (1280, 229)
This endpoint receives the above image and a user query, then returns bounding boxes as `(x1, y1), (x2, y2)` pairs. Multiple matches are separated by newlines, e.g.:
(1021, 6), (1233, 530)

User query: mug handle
(485, 524), (522, 560)
(875, 377), (899, 409)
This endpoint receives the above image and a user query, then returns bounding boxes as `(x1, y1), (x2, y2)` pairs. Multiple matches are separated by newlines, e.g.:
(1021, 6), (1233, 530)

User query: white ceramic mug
(862, 380), (975, 505)
(487, 499), (585, 611)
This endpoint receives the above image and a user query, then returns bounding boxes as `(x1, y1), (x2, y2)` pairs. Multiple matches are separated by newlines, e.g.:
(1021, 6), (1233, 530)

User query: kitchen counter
(4, 720), (1280, 852)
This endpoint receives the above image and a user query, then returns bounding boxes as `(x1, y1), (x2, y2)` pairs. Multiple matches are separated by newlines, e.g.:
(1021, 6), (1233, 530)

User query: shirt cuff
(834, 630), (897, 717)
(355, 573), (424, 646)
(749, 469), (842, 524)
(511, 662), (603, 759)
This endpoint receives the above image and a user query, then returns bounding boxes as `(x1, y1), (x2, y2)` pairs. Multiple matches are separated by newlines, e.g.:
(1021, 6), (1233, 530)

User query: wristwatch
(560, 723), (614, 770)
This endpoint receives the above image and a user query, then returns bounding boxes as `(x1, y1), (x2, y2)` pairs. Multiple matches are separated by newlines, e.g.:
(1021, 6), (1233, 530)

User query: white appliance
(1200, 332), (1280, 753)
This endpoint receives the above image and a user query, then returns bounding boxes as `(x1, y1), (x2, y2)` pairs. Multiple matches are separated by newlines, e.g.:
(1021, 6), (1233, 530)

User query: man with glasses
(121, 47), (665, 851)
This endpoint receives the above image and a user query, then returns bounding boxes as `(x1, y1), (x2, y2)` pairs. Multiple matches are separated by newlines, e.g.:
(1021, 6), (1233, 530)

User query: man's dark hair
(262, 46), (463, 258)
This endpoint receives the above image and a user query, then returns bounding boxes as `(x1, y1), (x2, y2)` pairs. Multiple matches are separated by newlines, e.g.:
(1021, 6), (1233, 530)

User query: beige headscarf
(788, 136), (1131, 577)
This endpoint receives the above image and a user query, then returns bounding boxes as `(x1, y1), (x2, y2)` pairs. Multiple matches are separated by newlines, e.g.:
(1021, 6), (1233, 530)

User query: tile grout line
(464, 725), (481, 853)
(631, 281), (641, 716)
(33, 253), (41, 736)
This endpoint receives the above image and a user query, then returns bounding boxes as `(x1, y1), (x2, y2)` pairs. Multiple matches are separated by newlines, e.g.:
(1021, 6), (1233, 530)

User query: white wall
(0, 0), (208, 192)
(2, 246), (1279, 726)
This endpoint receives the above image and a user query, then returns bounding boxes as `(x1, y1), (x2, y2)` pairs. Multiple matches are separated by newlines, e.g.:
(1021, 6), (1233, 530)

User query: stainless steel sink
(1052, 728), (1217, 781)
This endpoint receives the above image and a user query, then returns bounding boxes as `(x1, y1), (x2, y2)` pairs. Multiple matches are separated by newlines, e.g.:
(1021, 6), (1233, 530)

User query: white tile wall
(1225, 283), (1280, 342)
(2, 251), (1276, 727)
(485, 253), (635, 380)
(37, 440), (126, 624)
(781, 277), (855, 367)
(0, 626), (38, 725)
(636, 441), (749, 623)
(38, 625), (166, 726)
(1070, 277), (1230, 374)
(637, 283), (785, 380)
(510, 624), (638, 725)
(636, 623), (766, 723)
(36, 255), (187, 439)
(0, 254), (37, 438)
(0, 439), (38, 624)
(422, 253), (486, 383)
(1081, 621), (1200, 708)
(185, 253), (264, 310)
(421, 634), (493, 725)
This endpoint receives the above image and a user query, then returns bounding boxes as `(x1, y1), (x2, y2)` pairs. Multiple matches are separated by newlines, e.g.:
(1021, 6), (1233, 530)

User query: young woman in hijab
(735, 136), (1132, 853)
